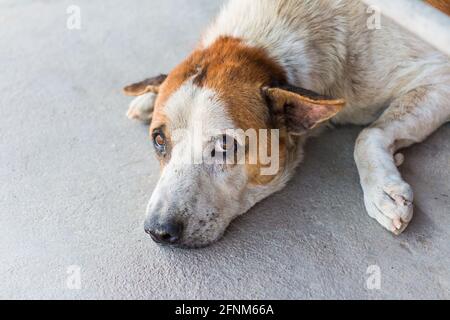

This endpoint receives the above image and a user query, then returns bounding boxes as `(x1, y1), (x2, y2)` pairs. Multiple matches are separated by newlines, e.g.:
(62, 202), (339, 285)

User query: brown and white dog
(124, 0), (450, 248)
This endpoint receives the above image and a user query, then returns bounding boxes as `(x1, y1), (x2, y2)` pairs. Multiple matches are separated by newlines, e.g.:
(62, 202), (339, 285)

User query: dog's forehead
(151, 37), (286, 135)
(163, 79), (235, 134)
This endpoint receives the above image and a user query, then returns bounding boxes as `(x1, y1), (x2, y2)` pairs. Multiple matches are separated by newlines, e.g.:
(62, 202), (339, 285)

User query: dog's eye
(152, 131), (166, 153)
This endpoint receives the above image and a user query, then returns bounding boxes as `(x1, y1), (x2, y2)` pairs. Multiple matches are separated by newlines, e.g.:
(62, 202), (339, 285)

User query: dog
(123, 0), (450, 248)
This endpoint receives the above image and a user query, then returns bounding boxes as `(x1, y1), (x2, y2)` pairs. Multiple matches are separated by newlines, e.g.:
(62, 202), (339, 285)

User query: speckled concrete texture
(0, 0), (449, 299)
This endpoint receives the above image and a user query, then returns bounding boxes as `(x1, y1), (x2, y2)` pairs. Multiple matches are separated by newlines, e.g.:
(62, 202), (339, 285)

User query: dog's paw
(363, 177), (414, 235)
(126, 92), (156, 122)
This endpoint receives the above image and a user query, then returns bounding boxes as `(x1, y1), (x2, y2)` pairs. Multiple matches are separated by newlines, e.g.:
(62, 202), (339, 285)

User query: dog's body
(125, 0), (450, 248)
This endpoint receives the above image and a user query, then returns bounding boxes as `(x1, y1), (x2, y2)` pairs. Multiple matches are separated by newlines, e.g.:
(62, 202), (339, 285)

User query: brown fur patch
(151, 37), (289, 184)
(152, 37), (286, 125)
(123, 74), (167, 96)
(425, 0), (450, 15)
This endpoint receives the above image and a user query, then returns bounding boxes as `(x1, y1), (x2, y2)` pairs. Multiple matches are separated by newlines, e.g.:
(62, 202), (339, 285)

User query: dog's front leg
(354, 85), (450, 234)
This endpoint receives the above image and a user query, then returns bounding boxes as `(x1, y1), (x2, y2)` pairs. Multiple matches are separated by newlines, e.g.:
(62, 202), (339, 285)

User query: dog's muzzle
(144, 217), (184, 246)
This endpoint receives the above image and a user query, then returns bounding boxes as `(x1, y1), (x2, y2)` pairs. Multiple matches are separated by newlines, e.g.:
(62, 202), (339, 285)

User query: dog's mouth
(152, 235), (223, 249)
(145, 213), (228, 249)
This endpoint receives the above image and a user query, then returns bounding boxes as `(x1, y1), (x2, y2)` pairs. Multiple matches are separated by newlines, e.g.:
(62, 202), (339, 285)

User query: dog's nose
(145, 220), (183, 245)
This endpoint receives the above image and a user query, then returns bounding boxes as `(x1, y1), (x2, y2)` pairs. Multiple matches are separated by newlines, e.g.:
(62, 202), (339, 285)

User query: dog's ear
(263, 85), (345, 135)
(123, 74), (167, 122)
(123, 74), (167, 96)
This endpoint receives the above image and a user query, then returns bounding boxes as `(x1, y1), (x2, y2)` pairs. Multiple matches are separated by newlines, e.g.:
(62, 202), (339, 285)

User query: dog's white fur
(128, 0), (450, 245)
(146, 81), (241, 245)
(202, 0), (450, 234)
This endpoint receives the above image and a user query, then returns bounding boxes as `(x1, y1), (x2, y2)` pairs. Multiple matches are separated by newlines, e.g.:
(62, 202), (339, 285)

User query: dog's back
(202, 0), (350, 92)
(203, 0), (450, 125)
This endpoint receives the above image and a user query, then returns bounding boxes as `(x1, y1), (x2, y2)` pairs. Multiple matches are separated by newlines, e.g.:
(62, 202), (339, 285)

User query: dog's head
(124, 37), (344, 248)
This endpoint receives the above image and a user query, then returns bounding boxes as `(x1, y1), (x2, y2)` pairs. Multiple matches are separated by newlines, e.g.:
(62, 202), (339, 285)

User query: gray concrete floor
(1, 0), (449, 299)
